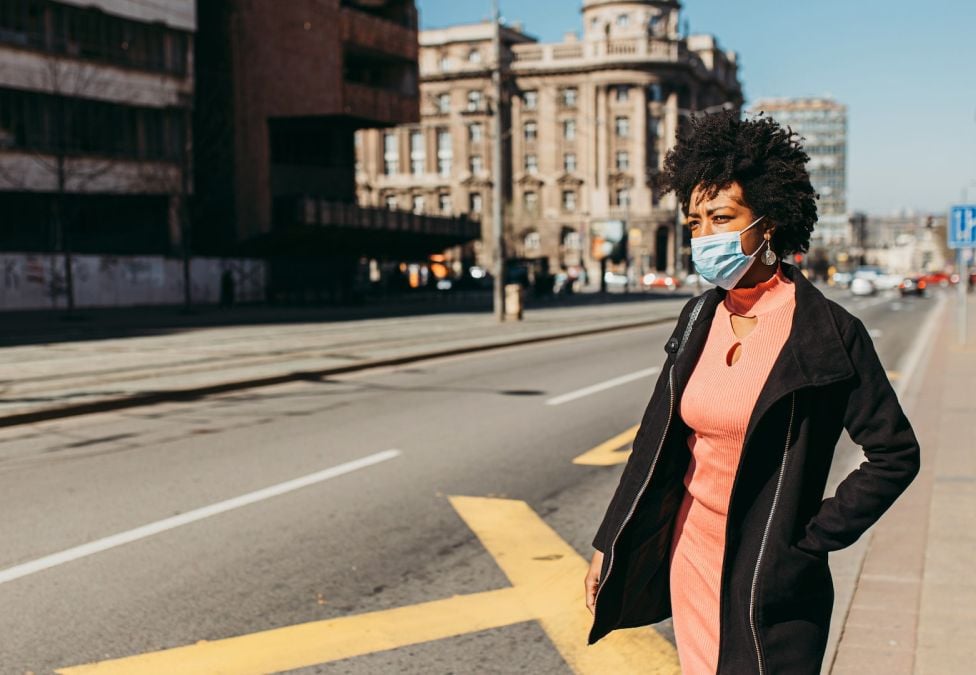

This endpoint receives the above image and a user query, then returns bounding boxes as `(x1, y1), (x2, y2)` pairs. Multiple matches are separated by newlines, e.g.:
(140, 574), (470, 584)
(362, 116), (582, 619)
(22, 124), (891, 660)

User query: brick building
(194, 0), (479, 300)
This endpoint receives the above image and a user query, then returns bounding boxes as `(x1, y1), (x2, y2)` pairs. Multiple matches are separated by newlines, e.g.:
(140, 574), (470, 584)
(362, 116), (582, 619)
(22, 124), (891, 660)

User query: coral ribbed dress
(668, 268), (796, 674)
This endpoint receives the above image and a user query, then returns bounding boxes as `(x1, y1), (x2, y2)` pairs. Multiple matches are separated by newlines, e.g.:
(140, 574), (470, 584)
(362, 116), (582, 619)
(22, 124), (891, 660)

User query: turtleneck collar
(724, 265), (794, 316)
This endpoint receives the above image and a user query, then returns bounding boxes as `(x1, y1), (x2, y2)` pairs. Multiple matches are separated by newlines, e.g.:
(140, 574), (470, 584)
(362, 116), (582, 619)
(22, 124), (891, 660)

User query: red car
(922, 272), (955, 288)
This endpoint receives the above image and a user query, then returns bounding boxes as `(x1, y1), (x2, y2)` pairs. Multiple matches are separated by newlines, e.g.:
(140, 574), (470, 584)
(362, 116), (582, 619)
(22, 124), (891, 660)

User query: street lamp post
(491, 0), (506, 322)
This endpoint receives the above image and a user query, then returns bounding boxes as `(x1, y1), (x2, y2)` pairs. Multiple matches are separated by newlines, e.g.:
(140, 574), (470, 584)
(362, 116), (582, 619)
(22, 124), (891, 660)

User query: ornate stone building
(356, 0), (742, 284)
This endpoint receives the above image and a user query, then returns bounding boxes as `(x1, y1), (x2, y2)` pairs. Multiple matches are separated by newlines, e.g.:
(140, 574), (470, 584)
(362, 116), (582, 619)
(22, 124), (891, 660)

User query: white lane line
(546, 367), (660, 406)
(0, 449), (401, 586)
(894, 294), (946, 399)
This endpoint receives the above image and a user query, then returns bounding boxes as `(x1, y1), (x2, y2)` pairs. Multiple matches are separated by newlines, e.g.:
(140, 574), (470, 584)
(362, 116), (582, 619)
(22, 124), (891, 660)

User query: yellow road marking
(572, 425), (638, 466)
(58, 496), (678, 675)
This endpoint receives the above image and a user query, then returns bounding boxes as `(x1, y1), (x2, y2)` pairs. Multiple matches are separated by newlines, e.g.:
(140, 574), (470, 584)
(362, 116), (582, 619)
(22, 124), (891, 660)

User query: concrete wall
(57, 0), (196, 31)
(0, 253), (266, 310)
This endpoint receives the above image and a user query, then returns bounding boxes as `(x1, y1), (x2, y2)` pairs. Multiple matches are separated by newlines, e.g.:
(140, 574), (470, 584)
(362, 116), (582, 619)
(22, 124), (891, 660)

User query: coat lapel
(673, 265), (855, 445)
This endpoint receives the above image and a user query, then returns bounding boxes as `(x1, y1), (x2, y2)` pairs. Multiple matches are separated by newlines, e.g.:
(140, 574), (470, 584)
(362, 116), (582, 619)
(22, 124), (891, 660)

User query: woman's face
(686, 182), (771, 256)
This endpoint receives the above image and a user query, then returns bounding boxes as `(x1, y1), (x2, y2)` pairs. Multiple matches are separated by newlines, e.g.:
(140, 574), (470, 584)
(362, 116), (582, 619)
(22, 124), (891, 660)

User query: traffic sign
(949, 204), (976, 249)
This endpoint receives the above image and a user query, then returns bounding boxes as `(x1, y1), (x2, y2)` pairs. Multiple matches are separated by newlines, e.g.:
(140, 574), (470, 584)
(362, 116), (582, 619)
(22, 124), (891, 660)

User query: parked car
(642, 273), (680, 291)
(850, 277), (876, 297)
(603, 272), (629, 289)
(832, 271), (853, 288)
(898, 276), (927, 297)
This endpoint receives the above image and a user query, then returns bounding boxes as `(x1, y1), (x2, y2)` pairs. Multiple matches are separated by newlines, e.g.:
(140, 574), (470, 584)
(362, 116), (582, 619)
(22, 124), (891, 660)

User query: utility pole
(180, 90), (194, 312)
(491, 0), (506, 321)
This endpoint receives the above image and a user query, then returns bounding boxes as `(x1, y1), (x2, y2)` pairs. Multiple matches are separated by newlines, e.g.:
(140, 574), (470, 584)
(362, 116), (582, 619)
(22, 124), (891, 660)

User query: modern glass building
(749, 97), (848, 250)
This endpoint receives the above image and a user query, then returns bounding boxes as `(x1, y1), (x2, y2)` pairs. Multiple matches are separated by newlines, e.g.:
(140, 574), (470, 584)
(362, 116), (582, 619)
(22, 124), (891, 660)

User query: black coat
(588, 264), (920, 674)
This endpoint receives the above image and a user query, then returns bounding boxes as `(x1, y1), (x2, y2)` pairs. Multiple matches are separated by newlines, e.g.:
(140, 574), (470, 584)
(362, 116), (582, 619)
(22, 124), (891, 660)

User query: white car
(850, 277), (876, 296)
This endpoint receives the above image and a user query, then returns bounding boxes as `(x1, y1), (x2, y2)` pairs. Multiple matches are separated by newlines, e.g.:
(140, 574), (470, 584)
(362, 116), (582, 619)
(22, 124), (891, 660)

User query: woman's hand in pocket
(584, 550), (604, 615)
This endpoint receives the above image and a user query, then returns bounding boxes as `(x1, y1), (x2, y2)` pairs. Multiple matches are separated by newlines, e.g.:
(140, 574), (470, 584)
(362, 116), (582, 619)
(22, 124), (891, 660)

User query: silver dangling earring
(761, 234), (778, 266)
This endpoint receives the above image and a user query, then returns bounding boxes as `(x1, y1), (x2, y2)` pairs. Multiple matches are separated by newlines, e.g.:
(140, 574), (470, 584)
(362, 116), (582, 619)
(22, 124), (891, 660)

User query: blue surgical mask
(690, 216), (767, 290)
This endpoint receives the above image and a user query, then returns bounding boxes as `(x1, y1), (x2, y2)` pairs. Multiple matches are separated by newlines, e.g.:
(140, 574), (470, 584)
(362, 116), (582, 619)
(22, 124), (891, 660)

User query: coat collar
(675, 263), (854, 405)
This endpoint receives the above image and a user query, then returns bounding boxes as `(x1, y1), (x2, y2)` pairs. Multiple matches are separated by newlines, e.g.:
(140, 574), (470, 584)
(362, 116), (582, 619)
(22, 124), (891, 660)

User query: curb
(0, 315), (679, 429)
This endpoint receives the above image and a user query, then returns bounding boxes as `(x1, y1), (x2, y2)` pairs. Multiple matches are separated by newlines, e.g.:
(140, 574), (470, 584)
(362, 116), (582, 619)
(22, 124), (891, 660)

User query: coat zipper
(593, 364), (676, 615)
(748, 391), (796, 675)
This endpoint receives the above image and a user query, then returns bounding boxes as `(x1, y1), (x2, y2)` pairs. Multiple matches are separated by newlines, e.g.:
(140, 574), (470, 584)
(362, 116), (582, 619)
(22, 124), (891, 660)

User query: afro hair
(659, 110), (819, 255)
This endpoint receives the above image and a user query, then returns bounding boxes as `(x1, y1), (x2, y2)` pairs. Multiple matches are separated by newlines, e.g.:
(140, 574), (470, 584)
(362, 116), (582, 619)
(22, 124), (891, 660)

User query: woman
(583, 112), (919, 674)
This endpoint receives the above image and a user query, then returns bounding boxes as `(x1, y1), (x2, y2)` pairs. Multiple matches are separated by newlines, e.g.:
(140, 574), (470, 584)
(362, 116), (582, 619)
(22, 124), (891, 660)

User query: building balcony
(343, 81), (420, 126)
(268, 196), (481, 257)
(510, 38), (683, 71)
(340, 4), (418, 60)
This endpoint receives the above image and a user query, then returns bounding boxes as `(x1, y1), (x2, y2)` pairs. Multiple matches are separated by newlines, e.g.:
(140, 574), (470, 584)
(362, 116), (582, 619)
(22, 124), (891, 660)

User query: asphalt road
(0, 286), (941, 674)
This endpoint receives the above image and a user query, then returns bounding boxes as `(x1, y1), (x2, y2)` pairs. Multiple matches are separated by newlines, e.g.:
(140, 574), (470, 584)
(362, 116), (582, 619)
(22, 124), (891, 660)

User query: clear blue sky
(418, 0), (976, 215)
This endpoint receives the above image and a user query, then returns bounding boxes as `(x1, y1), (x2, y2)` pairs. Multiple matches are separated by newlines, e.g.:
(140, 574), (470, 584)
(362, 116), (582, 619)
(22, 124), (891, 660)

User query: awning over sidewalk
(243, 197), (482, 259)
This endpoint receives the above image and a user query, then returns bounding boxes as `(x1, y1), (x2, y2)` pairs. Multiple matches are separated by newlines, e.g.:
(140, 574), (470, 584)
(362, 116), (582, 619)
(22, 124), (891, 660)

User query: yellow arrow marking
(572, 425), (638, 466)
(58, 496), (678, 674)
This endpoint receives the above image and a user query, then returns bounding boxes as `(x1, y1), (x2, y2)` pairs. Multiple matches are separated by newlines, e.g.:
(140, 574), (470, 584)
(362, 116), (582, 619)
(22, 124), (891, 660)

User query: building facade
(0, 0), (195, 256)
(356, 0), (742, 285)
(749, 97), (849, 251)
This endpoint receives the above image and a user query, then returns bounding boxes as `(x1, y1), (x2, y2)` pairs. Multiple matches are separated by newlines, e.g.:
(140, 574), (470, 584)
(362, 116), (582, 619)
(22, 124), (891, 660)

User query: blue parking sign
(949, 205), (976, 249)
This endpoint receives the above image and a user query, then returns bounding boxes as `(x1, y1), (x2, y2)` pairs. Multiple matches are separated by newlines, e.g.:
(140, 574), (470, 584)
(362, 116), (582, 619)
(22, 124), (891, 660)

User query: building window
(563, 230), (582, 250)
(468, 49), (482, 64)
(0, 86), (184, 161)
(562, 190), (577, 212)
(412, 195), (425, 214)
(616, 13), (630, 28)
(615, 86), (630, 102)
(439, 194), (452, 214)
(410, 130), (425, 175)
(648, 83), (663, 103)
(385, 195), (398, 210)
(439, 55), (451, 71)
(523, 90), (538, 110)
(615, 151), (629, 170)
(615, 116), (630, 138)
(436, 93), (451, 113)
(524, 121), (537, 141)
(525, 154), (538, 175)
(469, 192), (483, 214)
(648, 116), (660, 138)
(523, 191), (538, 214)
(560, 87), (578, 108)
(524, 231), (541, 252)
(615, 188), (631, 208)
(0, 2), (188, 76)
(436, 128), (452, 177)
(468, 122), (484, 143)
(467, 90), (483, 112)
(562, 118), (577, 141)
(383, 132), (399, 175)
(469, 154), (484, 175)
(563, 152), (577, 172)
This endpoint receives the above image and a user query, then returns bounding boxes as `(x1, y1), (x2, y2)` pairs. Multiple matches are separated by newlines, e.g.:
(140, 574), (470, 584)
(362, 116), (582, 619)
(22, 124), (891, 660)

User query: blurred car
(850, 277), (876, 297)
(922, 271), (954, 288)
(854, 266), (900, 291)
(603, 271), (629, 289)
(898, 276), (927, 297)
(831, 271), (853, 288)
(642, 273), (680, 291)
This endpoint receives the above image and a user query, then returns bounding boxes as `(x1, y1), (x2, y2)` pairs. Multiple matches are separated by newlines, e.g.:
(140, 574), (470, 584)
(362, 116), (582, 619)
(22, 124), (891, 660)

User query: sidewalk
(830, 295), (976, 673)
(0, 296), (687, 426)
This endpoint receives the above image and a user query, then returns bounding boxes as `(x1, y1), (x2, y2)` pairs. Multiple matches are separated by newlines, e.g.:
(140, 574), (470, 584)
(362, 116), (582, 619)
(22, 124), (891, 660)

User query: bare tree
(0, 55), (123, 312)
